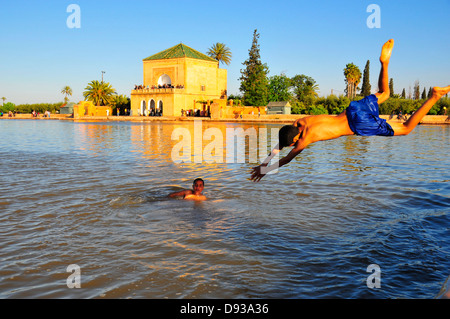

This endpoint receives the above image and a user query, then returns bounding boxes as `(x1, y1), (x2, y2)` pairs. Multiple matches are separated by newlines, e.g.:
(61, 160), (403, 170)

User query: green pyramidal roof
(143, 43), (217, 62)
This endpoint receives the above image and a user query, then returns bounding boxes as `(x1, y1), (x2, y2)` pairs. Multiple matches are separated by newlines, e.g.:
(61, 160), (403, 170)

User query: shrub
(288, 95), (449, 116)
(308, 104), (328, 115)
(290, 101), (307, 114)
(10, 102), (63, 114)
(0, 102), (16, 113)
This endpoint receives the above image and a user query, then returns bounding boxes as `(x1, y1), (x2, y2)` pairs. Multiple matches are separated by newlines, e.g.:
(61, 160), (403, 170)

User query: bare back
(295, 112), (354, 148)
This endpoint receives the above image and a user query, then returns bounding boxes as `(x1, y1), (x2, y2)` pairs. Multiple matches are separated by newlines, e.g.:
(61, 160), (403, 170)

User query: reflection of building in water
(73, 122), (116, 154)
(130, 123), (173, 161)
(129, 122), (278, 165)
(130, 43), (228, 117)
(168, 121), (279, 164)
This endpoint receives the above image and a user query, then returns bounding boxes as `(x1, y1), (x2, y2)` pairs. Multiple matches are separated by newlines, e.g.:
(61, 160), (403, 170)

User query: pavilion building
(130, 43), (228, 117)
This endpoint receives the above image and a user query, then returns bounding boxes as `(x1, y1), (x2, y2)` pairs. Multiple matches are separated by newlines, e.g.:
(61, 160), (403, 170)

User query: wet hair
(193, 178), (204, 186)
(279, 125), (300, 149)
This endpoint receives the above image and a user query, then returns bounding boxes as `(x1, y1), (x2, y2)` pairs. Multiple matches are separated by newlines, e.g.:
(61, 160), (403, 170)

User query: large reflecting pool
(0, 119), (449, 298)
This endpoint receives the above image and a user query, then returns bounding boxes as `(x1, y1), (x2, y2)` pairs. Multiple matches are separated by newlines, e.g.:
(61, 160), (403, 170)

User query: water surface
(0, 119), (449, 298)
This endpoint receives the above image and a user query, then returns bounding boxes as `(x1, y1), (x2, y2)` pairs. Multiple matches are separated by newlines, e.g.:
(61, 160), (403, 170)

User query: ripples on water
(0, 120), (448, 298)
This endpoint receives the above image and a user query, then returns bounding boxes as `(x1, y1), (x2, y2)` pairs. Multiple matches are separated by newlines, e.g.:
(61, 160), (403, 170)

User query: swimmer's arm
(168, 189), (192, 198)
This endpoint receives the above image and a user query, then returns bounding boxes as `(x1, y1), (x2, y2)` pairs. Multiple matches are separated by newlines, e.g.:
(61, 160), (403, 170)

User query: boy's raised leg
(391, 86), (450, 135)
(376, 39), (394, 104)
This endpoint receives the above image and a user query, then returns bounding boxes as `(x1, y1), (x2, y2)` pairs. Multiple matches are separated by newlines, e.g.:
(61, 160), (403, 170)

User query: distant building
(60, 102), (75, 114)
(267, 101), (291, 115)
(73, 101), (111, 118)
(130, 43), (227, 117)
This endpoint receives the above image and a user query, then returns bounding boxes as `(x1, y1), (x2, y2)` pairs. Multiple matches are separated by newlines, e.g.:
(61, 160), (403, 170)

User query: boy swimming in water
(168, 178), (206, 201)
(251, 39), (450, 182)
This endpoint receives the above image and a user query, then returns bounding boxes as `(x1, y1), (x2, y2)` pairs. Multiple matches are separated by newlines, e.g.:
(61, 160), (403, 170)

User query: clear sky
(0, 0), (449, 104)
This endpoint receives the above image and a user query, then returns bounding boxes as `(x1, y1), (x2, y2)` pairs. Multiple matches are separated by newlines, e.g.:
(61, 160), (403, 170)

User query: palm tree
(291, 74), (319, 102)
(344, 63), (362, 99)
(1, 97), (6, 106)
(304, 81), (320, 98)
(83, 80), (117, 106)
(61, 86), (72, 104)
(207, 43), (232, 67)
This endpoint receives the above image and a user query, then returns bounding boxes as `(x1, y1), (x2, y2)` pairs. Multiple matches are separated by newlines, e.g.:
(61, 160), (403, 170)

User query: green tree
(0, 102), (15, 113)
(307, 104), (328, 115)
(427, 87), (433, 99)
(344, 63), (361, 99)
(13, 102), (62, 114)
(228, 94), (242, 106)
(421, 88), (427, 100)
(228, 94), (242, 101)
(268, 73), (292, 102)
(61, 86), (72, 104)
(290, 100), (306, 114)
(401, 88), (406, 99)
(207, 43), (232, 67)
(317, 95), (350, 115)
(83, 80), (117, 106)
(239, 29), (269, 106)
(414, 81), (420, 100)
(291, 74), (319, 102)
(389, 78), (394, 97)
(1, 97), (6, 106)
(360, 60), (371, 97)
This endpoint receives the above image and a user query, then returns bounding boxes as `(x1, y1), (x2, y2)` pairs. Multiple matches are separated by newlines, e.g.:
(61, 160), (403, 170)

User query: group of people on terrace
(134, 84), (185, 90)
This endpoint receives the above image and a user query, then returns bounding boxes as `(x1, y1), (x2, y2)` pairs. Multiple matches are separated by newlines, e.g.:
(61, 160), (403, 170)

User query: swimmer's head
(192, 178), (204, 194)
(279, 125), (300, 149)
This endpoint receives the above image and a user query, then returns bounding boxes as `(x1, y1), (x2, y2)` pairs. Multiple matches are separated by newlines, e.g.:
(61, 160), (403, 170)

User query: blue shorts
(346, 95), (394, 136)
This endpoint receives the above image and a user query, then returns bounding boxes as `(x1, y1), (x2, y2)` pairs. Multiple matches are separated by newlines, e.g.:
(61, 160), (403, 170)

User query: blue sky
(0, 0), (449, 104)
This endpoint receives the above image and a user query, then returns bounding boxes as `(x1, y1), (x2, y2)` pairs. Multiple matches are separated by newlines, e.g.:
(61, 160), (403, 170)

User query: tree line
(2, 34), (448, 116)
(0, 101), (63, 114)
(0, 81), (131, 115)
(231, 29), (449, 115)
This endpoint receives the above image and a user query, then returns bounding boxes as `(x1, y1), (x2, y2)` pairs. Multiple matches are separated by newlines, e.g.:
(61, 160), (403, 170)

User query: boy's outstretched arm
(250, 144), (304, 182)
(261, 143), (281, 165)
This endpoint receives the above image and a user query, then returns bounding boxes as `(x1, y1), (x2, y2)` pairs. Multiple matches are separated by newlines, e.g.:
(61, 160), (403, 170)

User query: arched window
(158, 100), (163, 115)
(149, 99), (156, 116)
(149, 99), (156, 111)
(141, 100), (146, 116)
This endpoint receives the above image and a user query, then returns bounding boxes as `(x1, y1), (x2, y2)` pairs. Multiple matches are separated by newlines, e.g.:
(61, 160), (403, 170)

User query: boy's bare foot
(432, 85), (450, 99)
(380, 39), (394, 64)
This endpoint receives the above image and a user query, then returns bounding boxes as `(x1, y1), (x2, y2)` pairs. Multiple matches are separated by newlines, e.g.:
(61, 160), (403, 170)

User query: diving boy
(169, 178), (207, 201)
(251, 39), (450, 182)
